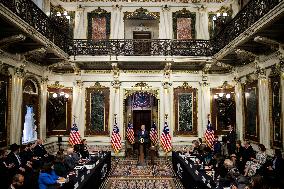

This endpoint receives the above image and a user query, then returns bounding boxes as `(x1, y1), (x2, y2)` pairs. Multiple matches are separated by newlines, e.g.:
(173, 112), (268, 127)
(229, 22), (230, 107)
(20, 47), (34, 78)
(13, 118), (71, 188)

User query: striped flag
(126, 122), (135, 144)
(204, 119), (215, 149)
(160, 121), (172, 153)
(111, 122), (122, 153)
(150, 122), (158, 145)
(69, 123), (81, 145)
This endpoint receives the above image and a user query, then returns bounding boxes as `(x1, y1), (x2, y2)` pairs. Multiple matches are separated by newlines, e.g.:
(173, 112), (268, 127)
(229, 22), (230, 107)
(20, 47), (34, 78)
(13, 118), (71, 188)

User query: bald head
(141, 125), (145, 131)
(67, 148), (74, 155)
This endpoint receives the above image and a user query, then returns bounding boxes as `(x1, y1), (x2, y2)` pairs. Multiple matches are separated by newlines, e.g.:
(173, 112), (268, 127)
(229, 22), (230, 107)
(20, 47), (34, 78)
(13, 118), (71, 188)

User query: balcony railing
(0, 0), (70, 53)
(0, 0), (282, 57)
(213, 0), (282, 52)
(71, 39), (214, 57)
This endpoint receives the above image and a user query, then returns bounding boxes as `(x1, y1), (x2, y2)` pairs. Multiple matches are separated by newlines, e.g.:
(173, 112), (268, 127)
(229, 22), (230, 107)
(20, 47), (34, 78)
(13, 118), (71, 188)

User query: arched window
(22, 78), (39, 144)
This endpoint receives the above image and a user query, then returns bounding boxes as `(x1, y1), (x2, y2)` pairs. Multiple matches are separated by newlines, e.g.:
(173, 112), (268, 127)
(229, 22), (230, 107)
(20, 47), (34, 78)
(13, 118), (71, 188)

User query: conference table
(172, 151), (216, 189)
(61, 151), (111, 189)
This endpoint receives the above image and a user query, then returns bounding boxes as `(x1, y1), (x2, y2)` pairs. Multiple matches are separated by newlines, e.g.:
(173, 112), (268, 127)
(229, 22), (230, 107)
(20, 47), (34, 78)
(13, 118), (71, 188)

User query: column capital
(75, 80), (84, 89)
(41, 76), (48, 85)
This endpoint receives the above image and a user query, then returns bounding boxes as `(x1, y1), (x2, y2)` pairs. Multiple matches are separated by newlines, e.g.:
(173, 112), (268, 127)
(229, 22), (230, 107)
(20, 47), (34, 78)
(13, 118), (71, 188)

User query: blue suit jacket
(137, 130), (149, 143)
(38, 170), (59, 189)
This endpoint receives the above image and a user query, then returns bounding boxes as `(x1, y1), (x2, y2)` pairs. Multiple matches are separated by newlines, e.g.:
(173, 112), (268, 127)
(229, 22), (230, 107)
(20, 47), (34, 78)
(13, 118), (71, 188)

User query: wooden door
(133, 31), (151, 55)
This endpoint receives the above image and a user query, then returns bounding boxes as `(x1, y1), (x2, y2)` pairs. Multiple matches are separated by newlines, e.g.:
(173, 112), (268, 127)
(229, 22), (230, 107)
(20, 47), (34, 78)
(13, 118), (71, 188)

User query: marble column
(159, 7), (172, 39)
(199, 82), (210, 137)
(258, 71), (270, 148)
(8, 66), (25, 144)
(235, 81), (244, 140)
(39, 77), (48, 140)
(74, 7), (87, 39)
(72, 80), (84, 137)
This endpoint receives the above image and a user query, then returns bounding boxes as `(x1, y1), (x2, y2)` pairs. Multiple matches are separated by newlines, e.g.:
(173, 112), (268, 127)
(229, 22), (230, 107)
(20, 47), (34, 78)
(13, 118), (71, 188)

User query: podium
(138, 138), (145, 165)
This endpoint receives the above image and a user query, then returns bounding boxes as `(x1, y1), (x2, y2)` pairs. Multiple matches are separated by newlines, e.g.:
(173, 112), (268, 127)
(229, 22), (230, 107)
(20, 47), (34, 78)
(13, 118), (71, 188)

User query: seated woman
(244, 144), (267, 177)
(38, 162), (62, 189)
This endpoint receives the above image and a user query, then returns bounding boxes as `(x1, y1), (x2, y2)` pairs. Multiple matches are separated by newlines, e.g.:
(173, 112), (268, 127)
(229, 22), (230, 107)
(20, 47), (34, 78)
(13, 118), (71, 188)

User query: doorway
(133, 110), (151, 138)
(133, 31), (151, 55)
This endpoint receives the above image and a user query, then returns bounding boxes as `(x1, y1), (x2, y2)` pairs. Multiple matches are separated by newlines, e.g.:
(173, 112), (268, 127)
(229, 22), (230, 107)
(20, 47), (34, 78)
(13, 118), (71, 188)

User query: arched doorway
(124, 84), (159, 157)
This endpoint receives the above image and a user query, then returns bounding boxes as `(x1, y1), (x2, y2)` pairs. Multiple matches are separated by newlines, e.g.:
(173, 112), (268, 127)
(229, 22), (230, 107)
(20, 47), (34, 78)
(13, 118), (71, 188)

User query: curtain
(258, 79), (270, 148)
(159, 10), (172, 39)
(196, 11), (209, 40)
(74, 8), (87, 39)
(9, 70), (23, 144)
(235, 83), (244, 140)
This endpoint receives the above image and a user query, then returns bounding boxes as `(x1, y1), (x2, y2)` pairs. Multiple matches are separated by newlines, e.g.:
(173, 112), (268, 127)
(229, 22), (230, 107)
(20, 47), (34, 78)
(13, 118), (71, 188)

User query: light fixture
(64, 93), (69, 98)
(213, 16), (217, 21)
(216, 12), (221, 17)
(245, 92), (250, 97)
(63, 11), (68, 16)
(226, 94), (231, 99)
(214, 95), (218, 99)
(223, 12), (228, 17)
(56, 12), (61, 16)
(52, 93), (58, 98)
(60, 92), (65, 96)
(218, 93), (224, 97)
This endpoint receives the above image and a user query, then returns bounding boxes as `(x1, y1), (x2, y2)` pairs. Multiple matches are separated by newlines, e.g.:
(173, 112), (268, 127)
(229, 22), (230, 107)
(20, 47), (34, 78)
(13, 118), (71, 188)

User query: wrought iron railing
(0, 0), (282, 57)
(0, 0), (70, 53)
(71, 39), (214, 56)
(213, 0), (282, 52)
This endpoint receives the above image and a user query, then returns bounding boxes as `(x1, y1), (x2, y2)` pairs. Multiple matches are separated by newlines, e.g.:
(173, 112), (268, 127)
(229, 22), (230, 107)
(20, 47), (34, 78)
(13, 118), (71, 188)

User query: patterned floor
(100, 158), (184, 189)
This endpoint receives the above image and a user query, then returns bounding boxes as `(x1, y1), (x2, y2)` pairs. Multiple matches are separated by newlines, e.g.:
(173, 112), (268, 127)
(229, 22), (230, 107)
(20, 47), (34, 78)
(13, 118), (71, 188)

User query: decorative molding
(124, 7), (159, 20)
(40, 76), (48, 85)
(122, 70), (162, 74)
(15, 65), (26, 78)
(48, 81), (65, 89)
(177, 82), (192, 89)
(111, 80), (121, 89)
(89, 81), (107, 88)
(132, 82), (151, 89)
(75, 80), (84, 89)
(84, 70), (112, 74)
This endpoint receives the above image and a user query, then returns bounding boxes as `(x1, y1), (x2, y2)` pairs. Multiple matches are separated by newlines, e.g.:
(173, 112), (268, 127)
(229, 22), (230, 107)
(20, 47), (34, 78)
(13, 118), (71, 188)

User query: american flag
(111, 122), (122, 153)
(126, 122), (135, 144)
(204, 119), (215, 149)
(69, 123), (81, 145)
(150, 122), (158, 145)
(160, 122), (172, 152)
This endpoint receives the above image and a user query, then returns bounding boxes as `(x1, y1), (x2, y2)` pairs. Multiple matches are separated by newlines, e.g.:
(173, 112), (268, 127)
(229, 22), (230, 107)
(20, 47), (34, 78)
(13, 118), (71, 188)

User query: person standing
(137, 125), (149, 163)
(227, 125), (236, 155)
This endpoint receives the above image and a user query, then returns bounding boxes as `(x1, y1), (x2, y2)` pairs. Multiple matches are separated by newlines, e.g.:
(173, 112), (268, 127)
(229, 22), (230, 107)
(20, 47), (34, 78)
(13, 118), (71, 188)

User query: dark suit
(137, 130), (149, 158)
(7, 152), (22, 169)
(64, 155), (77, 171)
(227, 130), (236, 155)
(33, 145), (47, 158)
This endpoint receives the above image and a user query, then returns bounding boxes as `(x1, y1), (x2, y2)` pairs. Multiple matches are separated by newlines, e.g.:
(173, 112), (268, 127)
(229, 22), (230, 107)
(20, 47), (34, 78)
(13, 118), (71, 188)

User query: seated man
(33, 139), (48, 159)
(64, 148), (77, 171)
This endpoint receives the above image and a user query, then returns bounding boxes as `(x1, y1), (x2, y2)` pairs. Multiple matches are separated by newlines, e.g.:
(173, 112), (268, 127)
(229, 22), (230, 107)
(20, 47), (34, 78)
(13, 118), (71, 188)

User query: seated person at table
(38, 162), (62, 189)
(9, 173), (24, 189)
(54, 152), (67, 177)
(34, 139), (48, 159)
(80, 139), (90, 159)
(64, 148), (77, 171)
(73, 145), (81, 161)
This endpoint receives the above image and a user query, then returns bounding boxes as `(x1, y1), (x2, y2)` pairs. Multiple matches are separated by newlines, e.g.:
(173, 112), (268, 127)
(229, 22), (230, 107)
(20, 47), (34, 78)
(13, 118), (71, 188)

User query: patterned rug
(100, 158), (184, 189)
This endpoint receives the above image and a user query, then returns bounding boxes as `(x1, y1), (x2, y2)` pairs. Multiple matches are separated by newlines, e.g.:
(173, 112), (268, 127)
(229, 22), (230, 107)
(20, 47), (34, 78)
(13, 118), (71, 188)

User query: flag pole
(165, 114), (168, 161)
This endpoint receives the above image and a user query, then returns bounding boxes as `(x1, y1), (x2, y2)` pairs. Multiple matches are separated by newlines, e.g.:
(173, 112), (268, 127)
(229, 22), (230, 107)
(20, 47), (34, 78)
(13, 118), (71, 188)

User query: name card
(190, 164), (192, 168)
(87, 170), (90, 174)
(74, 182), (79, 189)
(81, 175), (84, 182)
(207, 183), (211, 188)
(185, 159), (188, 164)
(96, 160), (99, 165)
(202, 176), (206, 183)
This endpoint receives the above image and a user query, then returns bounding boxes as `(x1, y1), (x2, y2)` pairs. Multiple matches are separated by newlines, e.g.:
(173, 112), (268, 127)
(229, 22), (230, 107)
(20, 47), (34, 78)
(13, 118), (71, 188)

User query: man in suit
(64, 148), (77, 171)
(33, 139), (48, 159)
(227, 124), (236, 155)
(137, 125), (149, 160)
(7, 143), (25, 174)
